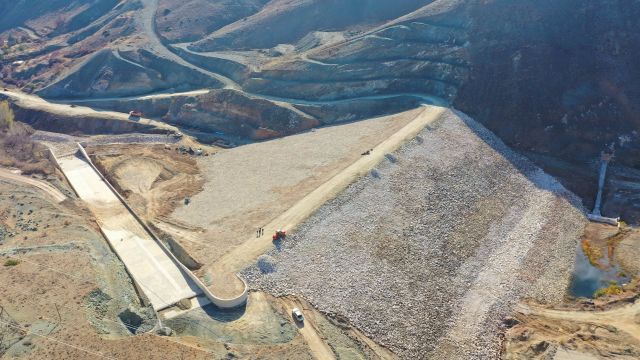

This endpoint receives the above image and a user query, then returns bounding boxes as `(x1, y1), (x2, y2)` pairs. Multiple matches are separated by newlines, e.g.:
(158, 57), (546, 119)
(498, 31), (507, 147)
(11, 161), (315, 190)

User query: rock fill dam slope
(244, 109), (587, 359)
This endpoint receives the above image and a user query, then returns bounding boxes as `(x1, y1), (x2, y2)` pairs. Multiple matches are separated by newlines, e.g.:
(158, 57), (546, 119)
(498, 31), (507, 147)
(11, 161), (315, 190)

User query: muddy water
(569, 242), (630, 298)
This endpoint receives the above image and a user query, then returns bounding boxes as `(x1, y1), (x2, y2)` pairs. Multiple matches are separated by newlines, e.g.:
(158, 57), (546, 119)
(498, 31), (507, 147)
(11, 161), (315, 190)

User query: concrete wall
(76, 143), (248, 309)
(47, 148), (154, 309)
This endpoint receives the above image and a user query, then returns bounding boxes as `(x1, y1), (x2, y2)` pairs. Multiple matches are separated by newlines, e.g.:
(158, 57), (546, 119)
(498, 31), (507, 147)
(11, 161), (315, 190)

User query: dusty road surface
(0, 89), (177, 132)
(0, 168), (65, 203)
(207, 105), (446, 297)
(56, 153), (201, 310)
(280, 297), (337, 360)
(517, 301), (640, 343)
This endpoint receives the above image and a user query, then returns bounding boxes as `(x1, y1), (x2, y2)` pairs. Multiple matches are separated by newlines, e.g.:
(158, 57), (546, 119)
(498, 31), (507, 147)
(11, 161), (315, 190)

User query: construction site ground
(0, 169), (388, 359)
(35, 107), (428, 359)
(90, 107), (434, 299)
(243, 110), (587, 359)
(55, 152), (202, 311)
(503, 222), (640, 360)
(504, 285), (640, 360)
(0, 177), (201, 359)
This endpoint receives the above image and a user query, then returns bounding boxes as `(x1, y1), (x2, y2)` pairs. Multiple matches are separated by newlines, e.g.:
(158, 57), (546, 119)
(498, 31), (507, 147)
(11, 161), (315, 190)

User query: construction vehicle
(272, 229), (286, 241)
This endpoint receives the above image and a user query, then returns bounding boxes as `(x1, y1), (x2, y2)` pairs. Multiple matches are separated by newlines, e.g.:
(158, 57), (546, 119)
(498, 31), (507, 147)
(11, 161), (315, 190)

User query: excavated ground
(88, 143), (206, 221)
(0, 150), (382, 359)
(244, 110), (587, 359)
(0, 179), (193, 359)
(503, 283), (640, 360)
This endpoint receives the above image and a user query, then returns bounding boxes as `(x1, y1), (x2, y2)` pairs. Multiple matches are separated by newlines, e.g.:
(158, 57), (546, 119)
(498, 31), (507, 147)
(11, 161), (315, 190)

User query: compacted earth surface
(169, 109), (421, 267)
(503, 281), (640, 360)
(243, 110), (587, 359)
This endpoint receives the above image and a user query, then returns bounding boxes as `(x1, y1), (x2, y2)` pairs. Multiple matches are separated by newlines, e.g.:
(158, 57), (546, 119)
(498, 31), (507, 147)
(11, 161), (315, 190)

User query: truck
(292, 308), (304, 322)
(129, 110), (143, 118)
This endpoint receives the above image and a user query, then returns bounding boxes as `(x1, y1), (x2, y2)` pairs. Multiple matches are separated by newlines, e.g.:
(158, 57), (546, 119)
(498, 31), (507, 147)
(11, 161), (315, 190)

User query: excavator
(272, 229), (286, 241)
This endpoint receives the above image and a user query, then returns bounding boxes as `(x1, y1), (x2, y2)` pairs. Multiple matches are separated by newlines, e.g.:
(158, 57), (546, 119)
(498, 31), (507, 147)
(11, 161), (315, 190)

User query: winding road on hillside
(138, 0), (239, 90)
(62, 0), (446, 110)
(0, 168), (66, 203)
(0, 89), (179, 133)
(2, 0), (448, 126)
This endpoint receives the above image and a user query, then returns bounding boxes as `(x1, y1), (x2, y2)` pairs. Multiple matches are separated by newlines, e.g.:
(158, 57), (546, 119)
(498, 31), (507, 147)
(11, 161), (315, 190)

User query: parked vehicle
(273, 229), (286, 241)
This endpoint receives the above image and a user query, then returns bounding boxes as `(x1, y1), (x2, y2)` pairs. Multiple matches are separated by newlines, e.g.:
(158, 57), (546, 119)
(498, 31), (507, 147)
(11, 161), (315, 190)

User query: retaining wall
(76, 143), (248, 309)
(47, 148), (153, 309)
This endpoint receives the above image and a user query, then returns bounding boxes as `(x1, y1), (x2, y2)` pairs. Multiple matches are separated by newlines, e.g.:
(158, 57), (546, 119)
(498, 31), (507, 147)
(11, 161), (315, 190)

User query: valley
(1, 1), (640, 359)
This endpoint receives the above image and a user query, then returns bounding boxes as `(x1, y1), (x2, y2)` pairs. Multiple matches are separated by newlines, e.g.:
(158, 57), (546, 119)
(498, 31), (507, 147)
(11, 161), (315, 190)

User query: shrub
(594, 282), (623, 298)
(581, 239), (603, 267)
(4, 259), (20, 266)
(0, 100), (14, 129)
(0, 119), (54, 175)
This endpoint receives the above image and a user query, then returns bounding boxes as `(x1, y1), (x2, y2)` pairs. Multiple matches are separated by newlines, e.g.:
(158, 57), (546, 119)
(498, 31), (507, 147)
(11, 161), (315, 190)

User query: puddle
(569, 242), (630, 298)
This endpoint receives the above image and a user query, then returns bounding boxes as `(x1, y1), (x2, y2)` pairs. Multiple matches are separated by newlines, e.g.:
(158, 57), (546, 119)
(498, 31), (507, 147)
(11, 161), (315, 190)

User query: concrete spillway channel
(588, 154), (619, 226)
(52, 148), (201, 311)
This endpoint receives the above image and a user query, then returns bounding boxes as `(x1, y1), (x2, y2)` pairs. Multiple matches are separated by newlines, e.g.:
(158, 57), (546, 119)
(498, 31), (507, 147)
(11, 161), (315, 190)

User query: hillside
(2, 1), (640, 359)
(0, 0), (639, 215)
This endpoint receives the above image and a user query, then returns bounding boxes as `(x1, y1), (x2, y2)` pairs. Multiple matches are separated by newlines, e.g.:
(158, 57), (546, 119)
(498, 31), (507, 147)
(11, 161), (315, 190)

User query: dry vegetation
(0, 101), (53, 175)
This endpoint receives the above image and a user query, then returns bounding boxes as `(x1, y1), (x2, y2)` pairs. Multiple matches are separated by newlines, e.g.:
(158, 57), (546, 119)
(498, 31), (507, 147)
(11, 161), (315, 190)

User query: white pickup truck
(292, 308), (304, 322)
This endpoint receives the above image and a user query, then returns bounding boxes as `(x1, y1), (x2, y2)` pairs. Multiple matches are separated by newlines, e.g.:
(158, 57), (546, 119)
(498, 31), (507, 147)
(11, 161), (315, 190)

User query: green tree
(0, 100), (14, 129)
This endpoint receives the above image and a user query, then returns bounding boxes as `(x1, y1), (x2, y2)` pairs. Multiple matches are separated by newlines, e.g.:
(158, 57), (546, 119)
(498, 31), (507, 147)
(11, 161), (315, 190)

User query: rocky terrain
(1, 1), (637, 219)
(0, 127), (385, 360)
(1, 1), (640, 359)
(1, 0), (638, 178)
(0, 174), (167, 358)
(243, 110), (586, 359)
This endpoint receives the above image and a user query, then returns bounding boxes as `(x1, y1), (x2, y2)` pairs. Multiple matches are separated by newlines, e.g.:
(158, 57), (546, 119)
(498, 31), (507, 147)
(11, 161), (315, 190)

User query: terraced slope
(2, 0), (640, 198)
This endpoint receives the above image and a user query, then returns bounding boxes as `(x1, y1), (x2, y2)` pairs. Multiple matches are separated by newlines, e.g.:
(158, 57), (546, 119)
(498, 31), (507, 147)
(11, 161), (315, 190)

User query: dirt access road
(0, 168), (66, 203)
(209, 105), (447, 297)
(280, 297), (336, 360)
(516, 301), (640, 343)
(0, 89), (178, 133)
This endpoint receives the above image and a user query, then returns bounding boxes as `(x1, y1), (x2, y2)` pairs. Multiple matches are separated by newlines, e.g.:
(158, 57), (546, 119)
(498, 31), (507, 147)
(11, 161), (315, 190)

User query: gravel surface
(32, 130), (178, 146)
(171, 108), (420, 264)
(243, 110), (586, 359)
(33, 130), (179, 158)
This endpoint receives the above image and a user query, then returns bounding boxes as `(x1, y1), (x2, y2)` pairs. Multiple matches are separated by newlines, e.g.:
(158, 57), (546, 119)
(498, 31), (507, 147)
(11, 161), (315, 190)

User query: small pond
(568, 242), (630, 298)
